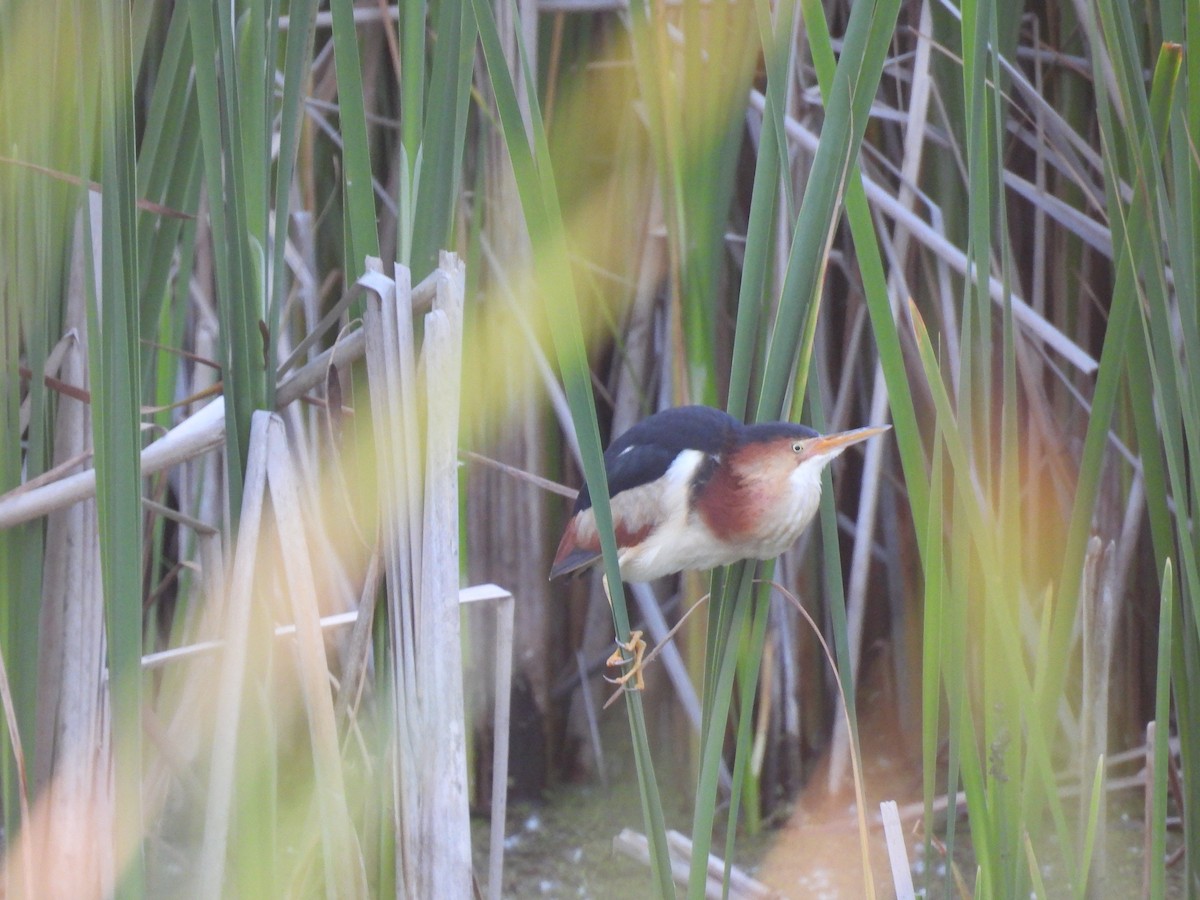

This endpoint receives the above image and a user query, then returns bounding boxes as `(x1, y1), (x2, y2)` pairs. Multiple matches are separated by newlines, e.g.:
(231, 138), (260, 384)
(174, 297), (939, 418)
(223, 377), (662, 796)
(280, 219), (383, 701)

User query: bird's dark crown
(738, 421), (820, 444)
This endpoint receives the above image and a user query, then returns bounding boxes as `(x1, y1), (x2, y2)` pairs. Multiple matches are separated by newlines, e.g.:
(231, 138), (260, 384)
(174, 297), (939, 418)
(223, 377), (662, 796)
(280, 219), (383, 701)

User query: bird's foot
(604, 629), (646, 691)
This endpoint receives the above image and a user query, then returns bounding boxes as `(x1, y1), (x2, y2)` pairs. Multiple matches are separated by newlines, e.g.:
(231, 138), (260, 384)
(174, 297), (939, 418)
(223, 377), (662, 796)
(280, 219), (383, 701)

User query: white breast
(748, 460), (825, 559)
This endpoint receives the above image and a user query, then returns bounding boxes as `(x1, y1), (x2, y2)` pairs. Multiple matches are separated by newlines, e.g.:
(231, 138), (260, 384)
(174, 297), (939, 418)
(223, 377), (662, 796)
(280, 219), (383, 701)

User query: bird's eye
(791, 440), (804, 453)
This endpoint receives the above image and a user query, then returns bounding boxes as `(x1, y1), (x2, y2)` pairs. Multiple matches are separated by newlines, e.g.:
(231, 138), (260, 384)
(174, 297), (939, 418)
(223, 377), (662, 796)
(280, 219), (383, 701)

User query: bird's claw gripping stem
(604, 629), (646, 691)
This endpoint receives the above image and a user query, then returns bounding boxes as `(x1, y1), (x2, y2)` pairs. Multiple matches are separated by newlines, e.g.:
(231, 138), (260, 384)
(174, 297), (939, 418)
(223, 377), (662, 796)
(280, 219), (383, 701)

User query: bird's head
(731, 422), (892, 488)
(788, 424), (893, 471)
(698, 421), (892, 553)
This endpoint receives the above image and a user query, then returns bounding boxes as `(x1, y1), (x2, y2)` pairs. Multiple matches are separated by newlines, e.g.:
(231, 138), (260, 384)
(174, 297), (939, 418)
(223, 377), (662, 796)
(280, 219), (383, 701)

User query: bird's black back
(572, 406), (738, 514)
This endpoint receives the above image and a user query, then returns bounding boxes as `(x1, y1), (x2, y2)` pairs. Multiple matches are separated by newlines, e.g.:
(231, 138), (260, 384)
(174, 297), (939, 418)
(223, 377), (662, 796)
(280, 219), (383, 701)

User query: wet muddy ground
(472, 688), (1186, 898)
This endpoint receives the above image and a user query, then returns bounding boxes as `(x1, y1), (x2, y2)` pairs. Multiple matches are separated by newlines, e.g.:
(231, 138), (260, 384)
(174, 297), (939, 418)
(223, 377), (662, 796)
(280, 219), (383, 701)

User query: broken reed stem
(363, 254), (472, 897)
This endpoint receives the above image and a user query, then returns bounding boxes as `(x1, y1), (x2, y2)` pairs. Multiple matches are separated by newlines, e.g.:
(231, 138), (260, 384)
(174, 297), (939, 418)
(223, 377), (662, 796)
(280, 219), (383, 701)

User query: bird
(550, 405), (890, 689)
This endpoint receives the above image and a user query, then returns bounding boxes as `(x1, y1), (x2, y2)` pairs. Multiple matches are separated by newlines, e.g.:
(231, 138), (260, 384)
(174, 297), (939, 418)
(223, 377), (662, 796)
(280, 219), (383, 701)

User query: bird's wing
(551, 407), (735, 580)
(573, 406), (736, 512)
(601, 443), (685, 503)
(550, 469), (674, 578)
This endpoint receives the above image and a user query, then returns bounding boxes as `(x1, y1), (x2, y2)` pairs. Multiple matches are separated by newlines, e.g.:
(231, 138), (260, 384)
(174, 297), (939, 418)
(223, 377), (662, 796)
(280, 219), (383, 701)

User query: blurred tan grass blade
(0, 632), (33, 899)
(265, 413), (369, 895)
(33, 222), (110, 898)
(193, 408), (373, 898)
(196, 411), (272, 899)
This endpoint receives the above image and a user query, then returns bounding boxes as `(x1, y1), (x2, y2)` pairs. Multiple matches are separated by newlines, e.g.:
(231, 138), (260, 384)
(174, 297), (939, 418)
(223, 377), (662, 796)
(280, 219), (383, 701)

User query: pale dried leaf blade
(197, 411), (272, 900)
(265, 414), (369, 896)
(415, 253), (471, 896)
(880, 800), (915, 900)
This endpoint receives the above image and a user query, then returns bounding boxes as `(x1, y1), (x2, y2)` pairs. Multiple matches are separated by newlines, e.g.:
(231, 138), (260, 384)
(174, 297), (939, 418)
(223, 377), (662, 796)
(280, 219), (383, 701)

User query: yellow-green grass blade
(725, 0), (796, 421)
(400, 0), (425, 207)
(187, 0), (267, 514)
(952, 643), (993, 899)
(408, 0), (475, 281)
(268, 0), (319, 406)
(1046, 44), (1192, 892)
(1129, 44), (1200, 629)
(957, 0), (991, 486)
(754, 0), (901, 422)
(1149, 561), (1174, 899)
(981, 0), (1029, 868)
(1023, 832), (1049, 900)
(511, 18), (679, 894)
(329, 0), (381, 278)
(1136, 6), (1200, 883)
(803, 2), (930, 558)
(1117, 53), (1200, 886)
(625, 2), (688, 386)
(1160, 0), (1200, 881)
(471, 0), (673, 894)
(679, 6), (758, 407)
(921, 432), (946, 894)
(1043, 15), (1180, 768)
(907, 304), (994, 576)
(628, 1), (760, 406)
(721, 572), (775, 878)
(715, 0), (797, 879)
(90, 4), (144, 893)
(689, 0), (904, 893)
(690, 568), (755, 893)
(0, 0), (87, 859)
(785, 0), (890, 767)
(806, 375), (872, 892)
(219, 0), (269, 407)
(134, 2), (199, 342)
(1025, 581), (1078, 888)
(737, 577), (776, 834)
(910, 297), (1069, 892)
(236, 6), (268, 249)
(941, 471), (970, 893)
(1075, 756), (1105, 899)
